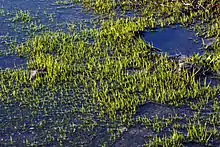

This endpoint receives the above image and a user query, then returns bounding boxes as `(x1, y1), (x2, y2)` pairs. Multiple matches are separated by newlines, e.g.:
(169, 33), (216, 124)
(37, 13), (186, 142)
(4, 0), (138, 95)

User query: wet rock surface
(113, 126), (155, 147)
(114, 100), (219, 147)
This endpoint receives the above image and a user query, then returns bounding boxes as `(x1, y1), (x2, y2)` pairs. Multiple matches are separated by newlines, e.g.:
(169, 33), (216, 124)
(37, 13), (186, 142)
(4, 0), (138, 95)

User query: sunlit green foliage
(0, 0), (219, 146)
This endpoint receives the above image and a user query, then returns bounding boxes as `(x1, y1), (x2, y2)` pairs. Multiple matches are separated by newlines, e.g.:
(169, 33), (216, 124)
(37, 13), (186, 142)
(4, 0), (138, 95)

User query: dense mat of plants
(0, 0), (219, 146)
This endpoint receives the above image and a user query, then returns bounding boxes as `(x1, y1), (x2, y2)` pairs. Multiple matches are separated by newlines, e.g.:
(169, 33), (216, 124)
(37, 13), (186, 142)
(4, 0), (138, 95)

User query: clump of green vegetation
(0, 0), (219, 146)
(146, 130), (185, 147)
(0, 8), (4, 16)
(9, 9), (34, 23)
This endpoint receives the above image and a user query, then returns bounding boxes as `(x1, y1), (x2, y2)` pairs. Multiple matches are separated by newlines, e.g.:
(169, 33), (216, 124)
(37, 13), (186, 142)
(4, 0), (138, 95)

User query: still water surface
(142, 25), (204, 56)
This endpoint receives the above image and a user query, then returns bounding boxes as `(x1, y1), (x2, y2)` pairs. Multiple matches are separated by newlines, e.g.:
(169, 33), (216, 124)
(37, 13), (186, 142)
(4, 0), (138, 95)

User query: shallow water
(0, 1), (219, 147)
(142, 26), (204, 56)
(0, 0), (96, 69)
(0, 55), (26, 69)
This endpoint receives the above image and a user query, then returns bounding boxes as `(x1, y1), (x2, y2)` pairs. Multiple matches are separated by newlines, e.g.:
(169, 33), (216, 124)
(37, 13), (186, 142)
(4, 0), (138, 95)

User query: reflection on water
(142, 26), (204, 56)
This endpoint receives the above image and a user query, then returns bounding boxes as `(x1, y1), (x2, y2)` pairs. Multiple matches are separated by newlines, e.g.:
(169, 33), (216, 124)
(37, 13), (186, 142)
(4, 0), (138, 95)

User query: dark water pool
(142, 25), (212, 56)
